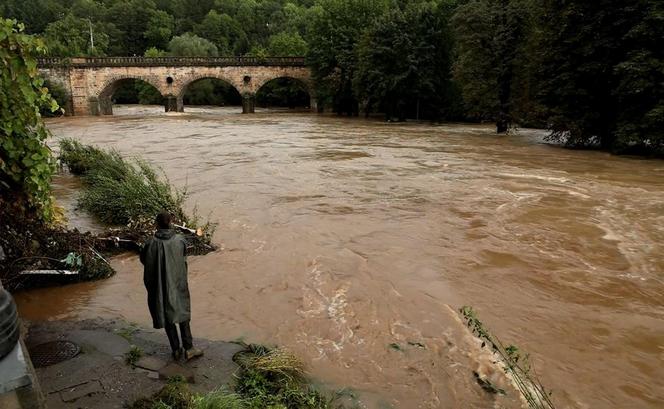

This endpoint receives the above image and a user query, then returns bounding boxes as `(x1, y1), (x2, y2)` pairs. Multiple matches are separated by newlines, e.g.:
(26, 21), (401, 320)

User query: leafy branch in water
(460, 306), (555, 409)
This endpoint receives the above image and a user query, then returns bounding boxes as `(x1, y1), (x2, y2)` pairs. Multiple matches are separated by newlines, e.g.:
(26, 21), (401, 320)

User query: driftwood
(20, 270), (79, 275)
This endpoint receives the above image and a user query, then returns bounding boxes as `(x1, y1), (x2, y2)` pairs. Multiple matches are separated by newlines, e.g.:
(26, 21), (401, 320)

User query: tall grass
(233, 344), (347, 409)
(129, 345), (353, 409)
(59, 138), (187, 226)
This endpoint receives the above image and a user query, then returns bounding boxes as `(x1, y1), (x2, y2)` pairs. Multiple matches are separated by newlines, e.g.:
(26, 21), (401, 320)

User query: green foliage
(145, 10), (176, 50)
(169, 33), (219, 56)
(533, 0), (664, 154)
(306, 0), (388, 115)
(43, 14), (109, 57)
(128, 351), (353, 409)
(183, 79), (242, 106)
(356, 2), (460, 120)
(3, 0), (660, 155)
(267, 32), (308, 56)
(192, 388), (246, 409)
(452, 0), (531, 132)
(256, 78), (309, 108)
(0, 18), (58, 220)
(460, 306), (554, 409)
(233, 344), (345, 409)
(59, 139), (187, 226)
(130, 378), (193, 409)
(125, 345), (144, 366)
(41, 80), (68, 116)
(60, 252), (83, 268)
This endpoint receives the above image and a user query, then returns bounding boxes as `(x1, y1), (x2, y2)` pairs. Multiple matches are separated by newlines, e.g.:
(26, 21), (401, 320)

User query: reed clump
(59, 138), (187, 226)
(59, 139), (215, 255)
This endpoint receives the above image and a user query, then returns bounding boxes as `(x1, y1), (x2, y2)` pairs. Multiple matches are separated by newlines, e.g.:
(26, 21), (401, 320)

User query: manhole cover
(29, 341), (80, 367)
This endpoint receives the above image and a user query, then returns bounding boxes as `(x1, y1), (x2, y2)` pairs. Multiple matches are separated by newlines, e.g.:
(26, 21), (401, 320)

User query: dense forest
(1, 0), (662, 154)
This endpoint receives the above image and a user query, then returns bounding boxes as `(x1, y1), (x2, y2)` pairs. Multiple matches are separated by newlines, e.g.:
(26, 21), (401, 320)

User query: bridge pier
(87, 97), (100, 116)
(164, 96), (179, 113)
(310, 96), (323, 113)
(99, 97), (113, 115)
(242, 94), (255, 114)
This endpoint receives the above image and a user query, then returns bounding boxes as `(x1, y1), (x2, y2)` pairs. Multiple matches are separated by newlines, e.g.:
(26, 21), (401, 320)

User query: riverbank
(23, 318), (243, 408)
(24, 318), (360, 408)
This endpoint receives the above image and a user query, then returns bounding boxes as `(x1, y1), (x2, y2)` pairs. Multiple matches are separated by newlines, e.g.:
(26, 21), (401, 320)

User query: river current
(14, 106), (664, 408)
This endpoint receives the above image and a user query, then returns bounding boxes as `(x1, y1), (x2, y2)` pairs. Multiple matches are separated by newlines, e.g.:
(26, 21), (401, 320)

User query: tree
(613, 0), (664, 154)
(452, 0), (529, 132)
(306, 0), (388, 115)
(168, 33), (219, 56)
(267, 32), (307, 56)
(533, 0), (656, 152)
(355, 2), (459, 120)
(0, 0), (66, 34)
(193, 10), (232, 54)
(144, 10), (175, 50)
(43, 14), (110, 57)
(0, 19), (59, 219)
(106, 0), (161, 55)
(170, 0), (216, 33)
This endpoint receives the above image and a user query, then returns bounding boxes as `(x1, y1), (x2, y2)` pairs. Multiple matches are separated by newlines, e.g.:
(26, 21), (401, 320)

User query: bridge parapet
(37, 56), (306, 68)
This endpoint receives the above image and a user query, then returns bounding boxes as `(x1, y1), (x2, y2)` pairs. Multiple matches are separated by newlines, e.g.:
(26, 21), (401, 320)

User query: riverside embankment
(14, 106), (664, 408)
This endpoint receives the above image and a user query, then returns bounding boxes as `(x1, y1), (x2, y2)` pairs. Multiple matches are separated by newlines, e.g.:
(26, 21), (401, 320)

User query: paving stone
(135, 356), (167, 371)
(60, 380), (103, 402)
(158, 363), (195, 383)
(69, 330), (131, 357)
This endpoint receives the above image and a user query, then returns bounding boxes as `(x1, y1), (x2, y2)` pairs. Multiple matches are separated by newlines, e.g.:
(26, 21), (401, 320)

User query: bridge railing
(37, 56), (306, 68)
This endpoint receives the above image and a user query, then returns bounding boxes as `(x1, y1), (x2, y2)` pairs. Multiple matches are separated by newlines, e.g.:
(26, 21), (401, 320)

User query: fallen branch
(459, 306), (556, 409)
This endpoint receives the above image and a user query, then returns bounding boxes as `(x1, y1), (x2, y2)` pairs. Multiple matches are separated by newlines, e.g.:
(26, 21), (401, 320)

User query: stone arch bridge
(37, 57), (314, 116)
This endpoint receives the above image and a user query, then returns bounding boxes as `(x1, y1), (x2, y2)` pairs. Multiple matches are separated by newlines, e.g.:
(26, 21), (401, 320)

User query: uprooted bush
(128, 345), (356, 409)
(59, 138), (215, 254)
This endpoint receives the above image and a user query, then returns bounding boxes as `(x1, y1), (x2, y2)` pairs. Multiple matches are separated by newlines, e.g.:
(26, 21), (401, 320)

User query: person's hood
(155, 228), (176, 240)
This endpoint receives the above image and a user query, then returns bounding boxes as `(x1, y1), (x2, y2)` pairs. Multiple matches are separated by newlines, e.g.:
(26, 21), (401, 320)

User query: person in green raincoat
(140, 212), (204, 361)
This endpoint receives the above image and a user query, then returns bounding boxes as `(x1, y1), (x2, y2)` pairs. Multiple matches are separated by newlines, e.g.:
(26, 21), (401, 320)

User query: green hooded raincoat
(140, 229), (191, 329)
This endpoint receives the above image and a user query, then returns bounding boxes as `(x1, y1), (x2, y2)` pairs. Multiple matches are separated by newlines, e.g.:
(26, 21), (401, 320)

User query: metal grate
(29, 341), (80, 368)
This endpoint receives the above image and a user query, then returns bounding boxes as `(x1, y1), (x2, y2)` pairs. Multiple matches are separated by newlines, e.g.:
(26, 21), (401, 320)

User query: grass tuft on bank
(129, 344), (355, 409)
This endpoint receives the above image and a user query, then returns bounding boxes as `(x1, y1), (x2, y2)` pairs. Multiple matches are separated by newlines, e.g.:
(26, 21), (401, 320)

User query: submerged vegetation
(59, 138), (187, 226)
(129, 344), (354, 409)
(460, 306), (555, 409)
(58, 138), (215, 254)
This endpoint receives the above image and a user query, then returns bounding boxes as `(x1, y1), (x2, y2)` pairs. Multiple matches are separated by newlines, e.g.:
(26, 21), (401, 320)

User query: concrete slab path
(24, 318), (244, 408)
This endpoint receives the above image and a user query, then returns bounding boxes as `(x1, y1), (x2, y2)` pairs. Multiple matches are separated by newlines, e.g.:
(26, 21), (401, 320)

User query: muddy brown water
(14, 106), (664, 408)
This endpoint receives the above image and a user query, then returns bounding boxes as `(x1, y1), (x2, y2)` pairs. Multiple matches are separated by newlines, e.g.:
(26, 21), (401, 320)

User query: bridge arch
(94, 75), (166, 115)
(173, 74), (243, 113)
(255, 76), (314, 110)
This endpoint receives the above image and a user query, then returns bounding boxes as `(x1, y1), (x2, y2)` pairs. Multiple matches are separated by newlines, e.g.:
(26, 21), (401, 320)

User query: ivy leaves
(0, 18), (59, 220)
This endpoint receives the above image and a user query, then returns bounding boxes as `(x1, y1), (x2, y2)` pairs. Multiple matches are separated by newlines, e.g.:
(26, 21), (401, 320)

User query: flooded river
(14, 106), (664, 408)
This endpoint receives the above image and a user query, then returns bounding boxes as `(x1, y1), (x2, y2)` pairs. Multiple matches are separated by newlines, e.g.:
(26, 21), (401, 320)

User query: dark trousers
(164, 321), (193, 352)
